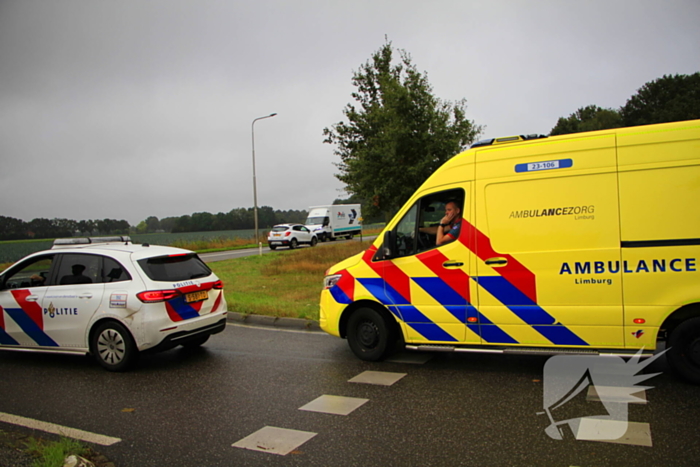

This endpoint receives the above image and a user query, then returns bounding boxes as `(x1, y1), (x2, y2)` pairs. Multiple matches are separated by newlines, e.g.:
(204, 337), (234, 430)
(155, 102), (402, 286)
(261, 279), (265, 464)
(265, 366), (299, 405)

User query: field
(0, 225), (384, 269)
(0, 229), (258, 264)
(210, 239), (373, 320)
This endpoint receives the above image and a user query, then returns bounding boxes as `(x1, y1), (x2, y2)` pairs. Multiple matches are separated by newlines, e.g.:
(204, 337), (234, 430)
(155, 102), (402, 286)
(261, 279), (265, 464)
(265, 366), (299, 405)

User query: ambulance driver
(436, 200), (462, 245)
(420, 200), (462, 246)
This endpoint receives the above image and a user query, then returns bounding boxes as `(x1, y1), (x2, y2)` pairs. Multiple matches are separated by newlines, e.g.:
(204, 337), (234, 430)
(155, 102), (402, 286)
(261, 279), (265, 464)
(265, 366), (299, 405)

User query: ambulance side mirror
(382, 230), (396, 259)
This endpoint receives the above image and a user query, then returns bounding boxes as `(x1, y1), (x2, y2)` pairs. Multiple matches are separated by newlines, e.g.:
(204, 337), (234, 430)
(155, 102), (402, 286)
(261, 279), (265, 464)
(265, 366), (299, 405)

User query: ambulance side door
(473, 137), (624, 349)
(382, 185), (479, 344)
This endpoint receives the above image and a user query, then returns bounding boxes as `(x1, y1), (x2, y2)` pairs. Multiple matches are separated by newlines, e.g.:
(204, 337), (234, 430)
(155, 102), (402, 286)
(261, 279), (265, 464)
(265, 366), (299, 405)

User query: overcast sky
(1, 0), (698, 226)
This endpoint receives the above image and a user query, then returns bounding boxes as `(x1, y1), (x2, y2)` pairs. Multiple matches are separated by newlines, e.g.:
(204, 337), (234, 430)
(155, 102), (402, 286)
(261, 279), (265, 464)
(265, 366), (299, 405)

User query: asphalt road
(1, 321), (698, 467)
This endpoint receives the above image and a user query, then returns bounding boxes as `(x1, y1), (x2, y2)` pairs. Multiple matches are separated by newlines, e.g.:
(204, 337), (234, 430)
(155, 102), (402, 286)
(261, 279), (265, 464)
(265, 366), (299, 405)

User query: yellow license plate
(185, 290), (208, 303)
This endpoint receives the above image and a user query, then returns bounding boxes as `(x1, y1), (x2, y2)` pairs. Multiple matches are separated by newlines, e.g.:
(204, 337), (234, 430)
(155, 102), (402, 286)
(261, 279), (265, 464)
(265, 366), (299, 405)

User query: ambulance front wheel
(347, 307), (397, 361)
(667, 317), (700, 384)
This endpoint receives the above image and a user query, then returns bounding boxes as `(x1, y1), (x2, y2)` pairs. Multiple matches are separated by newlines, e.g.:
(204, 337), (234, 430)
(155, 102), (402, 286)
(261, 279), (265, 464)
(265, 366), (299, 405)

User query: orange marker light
(633, 318), (646, 324)
(467, 317), (478, 323)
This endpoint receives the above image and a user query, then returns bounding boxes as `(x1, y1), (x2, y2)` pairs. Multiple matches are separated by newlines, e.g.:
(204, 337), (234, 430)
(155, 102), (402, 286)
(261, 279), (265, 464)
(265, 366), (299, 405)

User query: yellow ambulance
(320, 119), (700, 383)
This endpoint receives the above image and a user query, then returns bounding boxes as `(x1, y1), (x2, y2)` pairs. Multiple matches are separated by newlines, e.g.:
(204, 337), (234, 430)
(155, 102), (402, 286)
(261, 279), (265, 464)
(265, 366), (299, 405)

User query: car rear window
(137, 254), (212, 282)
(271, 226), (288, 232)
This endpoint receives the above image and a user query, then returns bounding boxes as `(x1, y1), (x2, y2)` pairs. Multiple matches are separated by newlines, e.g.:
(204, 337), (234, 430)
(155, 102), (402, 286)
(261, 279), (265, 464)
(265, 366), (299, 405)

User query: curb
(226, 312), (321, 331)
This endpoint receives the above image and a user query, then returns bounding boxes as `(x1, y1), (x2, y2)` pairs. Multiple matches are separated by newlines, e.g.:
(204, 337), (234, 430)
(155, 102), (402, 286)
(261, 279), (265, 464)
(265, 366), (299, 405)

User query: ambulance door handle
(443, 261), (464, 268)
(485, 257), (508, 266)
(78, 293), (93, 299)
(25, 295), (39, 302)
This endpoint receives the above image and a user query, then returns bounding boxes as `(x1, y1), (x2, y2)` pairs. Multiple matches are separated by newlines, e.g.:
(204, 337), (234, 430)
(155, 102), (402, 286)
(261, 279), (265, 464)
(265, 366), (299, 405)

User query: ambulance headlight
(324, 274), (342, 289)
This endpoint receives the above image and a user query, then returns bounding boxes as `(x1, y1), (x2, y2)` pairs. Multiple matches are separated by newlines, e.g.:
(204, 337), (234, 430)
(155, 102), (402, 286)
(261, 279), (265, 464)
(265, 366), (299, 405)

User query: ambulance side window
(390, 187), (465, 258)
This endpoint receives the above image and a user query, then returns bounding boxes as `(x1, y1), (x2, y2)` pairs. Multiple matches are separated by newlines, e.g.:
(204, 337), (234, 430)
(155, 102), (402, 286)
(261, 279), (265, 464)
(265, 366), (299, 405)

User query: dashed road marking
(0, 412), (121, 446)
(299, 395), (369, 416)
(232, 426), (317, 455)
(348, 370), (406, 386)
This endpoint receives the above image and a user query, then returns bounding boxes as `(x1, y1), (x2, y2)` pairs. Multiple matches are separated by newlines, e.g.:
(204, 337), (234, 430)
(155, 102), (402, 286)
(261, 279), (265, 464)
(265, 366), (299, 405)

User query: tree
(550, 105), (623, 136)
(324, 42), (482, 220)
(621, 73), (700, 127)
(145, 216), (160, 232)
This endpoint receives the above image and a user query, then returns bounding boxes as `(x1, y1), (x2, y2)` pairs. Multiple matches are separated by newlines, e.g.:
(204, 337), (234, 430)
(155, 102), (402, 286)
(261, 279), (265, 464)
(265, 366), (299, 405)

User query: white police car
(0, 236), (227, 371)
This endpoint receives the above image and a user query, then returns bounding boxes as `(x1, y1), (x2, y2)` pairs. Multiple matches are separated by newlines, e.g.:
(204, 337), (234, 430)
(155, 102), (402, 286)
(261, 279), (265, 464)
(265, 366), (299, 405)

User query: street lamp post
(251, 113), (277, 253)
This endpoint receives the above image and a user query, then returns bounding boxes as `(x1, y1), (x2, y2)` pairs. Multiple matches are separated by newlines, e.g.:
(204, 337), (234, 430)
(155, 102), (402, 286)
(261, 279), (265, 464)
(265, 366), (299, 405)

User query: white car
(267, 224), (318, 250)
(0, 236), (227, 371)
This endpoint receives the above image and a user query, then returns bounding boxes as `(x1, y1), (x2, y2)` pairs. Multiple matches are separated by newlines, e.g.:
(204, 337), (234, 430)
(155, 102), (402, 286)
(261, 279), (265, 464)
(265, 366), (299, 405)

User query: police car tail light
(137, 290), (181, 303)
(285, 232), (291, 237)
(213, 280), (223, 289)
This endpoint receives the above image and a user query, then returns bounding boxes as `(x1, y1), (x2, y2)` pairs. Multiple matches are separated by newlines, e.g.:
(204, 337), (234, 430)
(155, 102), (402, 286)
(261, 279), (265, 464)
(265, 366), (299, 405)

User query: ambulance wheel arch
(341, 302), (401, 361)
(661, 305), (700, 383)
(89, 319), (139, 371)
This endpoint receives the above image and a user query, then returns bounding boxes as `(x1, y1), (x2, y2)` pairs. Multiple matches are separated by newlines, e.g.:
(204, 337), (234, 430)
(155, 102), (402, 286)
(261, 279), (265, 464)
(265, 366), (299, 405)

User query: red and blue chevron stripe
(329, 219), (587, 346)
(2, 290), (58, 347)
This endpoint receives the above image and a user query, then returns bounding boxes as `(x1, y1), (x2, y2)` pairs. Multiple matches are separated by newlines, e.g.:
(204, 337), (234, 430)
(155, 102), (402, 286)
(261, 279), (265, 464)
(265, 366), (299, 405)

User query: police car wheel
(667, 317), (700, 385)
(91, 321), (138, 372)
(347, 308), (396, 361)
(269, 244), (277, 250)
(311, 237), (318, 247)
(290, 238), (298, 249)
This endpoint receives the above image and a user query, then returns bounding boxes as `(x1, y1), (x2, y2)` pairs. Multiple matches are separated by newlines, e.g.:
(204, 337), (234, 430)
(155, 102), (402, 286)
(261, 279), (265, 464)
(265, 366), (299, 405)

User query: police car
(0, 236), (227, 371)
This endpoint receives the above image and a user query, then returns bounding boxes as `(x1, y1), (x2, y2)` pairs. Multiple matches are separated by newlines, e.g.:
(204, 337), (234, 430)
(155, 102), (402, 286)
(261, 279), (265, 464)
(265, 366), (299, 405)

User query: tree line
(549, 73), (699, 136)
(0, 206), (309, 241)
(137, 207), (308, 234)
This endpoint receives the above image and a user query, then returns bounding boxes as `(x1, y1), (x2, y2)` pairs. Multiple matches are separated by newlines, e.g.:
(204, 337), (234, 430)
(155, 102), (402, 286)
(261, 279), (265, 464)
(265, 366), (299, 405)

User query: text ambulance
(320, 119), (700, 384)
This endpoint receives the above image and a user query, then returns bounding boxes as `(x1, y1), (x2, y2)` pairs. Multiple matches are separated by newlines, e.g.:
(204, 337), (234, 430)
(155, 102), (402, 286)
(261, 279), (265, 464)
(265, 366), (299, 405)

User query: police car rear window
(271, 226), (288, 232)
(137, 254), (212, 282)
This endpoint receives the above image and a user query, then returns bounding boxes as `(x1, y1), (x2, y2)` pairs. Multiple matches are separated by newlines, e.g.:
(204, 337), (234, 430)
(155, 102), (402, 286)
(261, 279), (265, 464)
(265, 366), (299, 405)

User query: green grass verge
(25, 436), (87, 467)
(210, 240), (374, 320)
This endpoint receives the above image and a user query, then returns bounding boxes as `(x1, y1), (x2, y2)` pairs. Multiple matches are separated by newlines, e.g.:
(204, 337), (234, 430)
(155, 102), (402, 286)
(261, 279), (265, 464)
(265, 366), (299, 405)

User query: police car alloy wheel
(92, 320), (138, 372)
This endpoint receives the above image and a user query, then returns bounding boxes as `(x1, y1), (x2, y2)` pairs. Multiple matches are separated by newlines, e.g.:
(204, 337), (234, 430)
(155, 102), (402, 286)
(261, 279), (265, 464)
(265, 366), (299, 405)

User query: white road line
(225, 322), (329, 335)
(0, 412), (121, 446)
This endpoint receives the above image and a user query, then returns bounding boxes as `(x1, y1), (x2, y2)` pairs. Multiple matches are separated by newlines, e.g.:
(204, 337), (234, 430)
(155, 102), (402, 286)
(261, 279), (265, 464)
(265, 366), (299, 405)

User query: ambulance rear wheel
(91, 321), (138, 372)
(667, 317), (700, 384)
(347, 307), (397, 361)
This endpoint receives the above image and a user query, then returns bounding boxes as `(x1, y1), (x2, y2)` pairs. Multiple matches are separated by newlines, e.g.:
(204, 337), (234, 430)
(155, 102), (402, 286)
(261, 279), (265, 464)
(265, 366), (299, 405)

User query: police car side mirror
(383, 230), (396, 259)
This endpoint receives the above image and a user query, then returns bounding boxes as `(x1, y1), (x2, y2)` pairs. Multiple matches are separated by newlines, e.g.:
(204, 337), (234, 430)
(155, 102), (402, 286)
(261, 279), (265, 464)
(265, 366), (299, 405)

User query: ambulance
(320, 119), (700, 384)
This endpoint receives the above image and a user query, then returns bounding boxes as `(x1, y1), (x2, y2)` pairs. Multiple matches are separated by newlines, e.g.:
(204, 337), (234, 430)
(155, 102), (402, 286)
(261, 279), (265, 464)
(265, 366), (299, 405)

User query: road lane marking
(225, 322), (328, 335)
(298, 395), (369, 416)
(232, 426), (317, 455)
(0, 412), (121, 446)
(348, 370), (407, 386)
